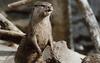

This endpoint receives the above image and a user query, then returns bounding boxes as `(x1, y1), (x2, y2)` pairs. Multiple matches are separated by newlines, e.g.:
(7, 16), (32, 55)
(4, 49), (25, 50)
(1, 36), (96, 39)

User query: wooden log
(0, 13), (25, 43)
(76, 0), (100, 52)
(0, 29), (25, 37)
(0, 13), (25, 34)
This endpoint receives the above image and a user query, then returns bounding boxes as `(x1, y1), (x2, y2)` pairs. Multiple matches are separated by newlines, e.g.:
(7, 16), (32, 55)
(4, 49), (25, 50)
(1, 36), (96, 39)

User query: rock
(82, 54), (100, 63)
(0, 40), (16, 63)
(4, 41), (85, 63)
(43, 41), (85, 63)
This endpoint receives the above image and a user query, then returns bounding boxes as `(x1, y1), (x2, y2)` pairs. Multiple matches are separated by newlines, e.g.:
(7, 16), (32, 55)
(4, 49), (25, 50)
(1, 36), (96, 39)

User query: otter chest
(33, 21), (52, 48)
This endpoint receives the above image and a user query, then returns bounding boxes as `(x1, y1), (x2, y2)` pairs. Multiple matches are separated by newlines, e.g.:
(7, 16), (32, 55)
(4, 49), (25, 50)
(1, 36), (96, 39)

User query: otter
(15, 1), (53, 63)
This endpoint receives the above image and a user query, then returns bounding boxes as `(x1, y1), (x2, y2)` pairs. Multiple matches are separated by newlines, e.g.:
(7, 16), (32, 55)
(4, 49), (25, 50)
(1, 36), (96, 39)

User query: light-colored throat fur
(27, 15), (52, 37)
(27, 14), (52, 49)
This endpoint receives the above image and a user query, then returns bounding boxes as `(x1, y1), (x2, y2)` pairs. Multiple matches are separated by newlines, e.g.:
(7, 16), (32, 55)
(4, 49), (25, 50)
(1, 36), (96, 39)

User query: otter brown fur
(15, 1), (53, 63)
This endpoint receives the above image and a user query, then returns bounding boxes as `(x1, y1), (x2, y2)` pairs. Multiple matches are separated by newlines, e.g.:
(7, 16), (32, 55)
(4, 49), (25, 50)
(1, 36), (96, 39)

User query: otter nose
(46, 6), (53, 12)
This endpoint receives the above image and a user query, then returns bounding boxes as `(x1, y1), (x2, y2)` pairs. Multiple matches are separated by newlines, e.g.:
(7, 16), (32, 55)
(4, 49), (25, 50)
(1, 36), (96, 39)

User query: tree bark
(76, 0), (100, 52)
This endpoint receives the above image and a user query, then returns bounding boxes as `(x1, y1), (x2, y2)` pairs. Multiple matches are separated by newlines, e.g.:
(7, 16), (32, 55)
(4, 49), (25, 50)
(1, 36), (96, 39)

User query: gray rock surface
(52, 41), (85, 63)
(43, 41), (85, 63)
(0, 40), (17, 63)
(0, 40), (85, 63)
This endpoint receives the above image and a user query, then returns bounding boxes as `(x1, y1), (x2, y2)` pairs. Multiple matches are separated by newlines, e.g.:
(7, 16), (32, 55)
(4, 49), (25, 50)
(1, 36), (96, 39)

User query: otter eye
(34, 5), (38, 7)
(40, 5), (46, 7)
(34, 5), (46, 8)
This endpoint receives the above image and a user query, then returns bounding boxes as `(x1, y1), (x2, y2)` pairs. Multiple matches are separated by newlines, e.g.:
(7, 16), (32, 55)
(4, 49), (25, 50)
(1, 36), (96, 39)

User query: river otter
(15, 1), (53, 63)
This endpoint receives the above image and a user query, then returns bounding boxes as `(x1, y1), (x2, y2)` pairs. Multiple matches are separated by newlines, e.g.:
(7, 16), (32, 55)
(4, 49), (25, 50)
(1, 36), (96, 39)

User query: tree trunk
(76, 0), (100, 52)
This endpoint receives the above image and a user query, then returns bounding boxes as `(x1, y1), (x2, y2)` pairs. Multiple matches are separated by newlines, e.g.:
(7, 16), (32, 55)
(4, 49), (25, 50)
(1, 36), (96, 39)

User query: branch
(0, 13), (25, 34)
(76, 0), (100, 52)
(0, 13), (25, 43)
(0, 29), (25, 37)
(8, 0), (32, 8)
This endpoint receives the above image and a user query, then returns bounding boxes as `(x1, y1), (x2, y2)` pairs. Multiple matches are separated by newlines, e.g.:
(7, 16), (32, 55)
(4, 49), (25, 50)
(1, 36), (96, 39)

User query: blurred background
(0, 0), (100, 55)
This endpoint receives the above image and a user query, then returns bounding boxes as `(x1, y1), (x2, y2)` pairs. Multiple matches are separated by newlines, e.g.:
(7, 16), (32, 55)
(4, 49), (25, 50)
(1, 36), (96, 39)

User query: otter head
(33, 1), (53, 18)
